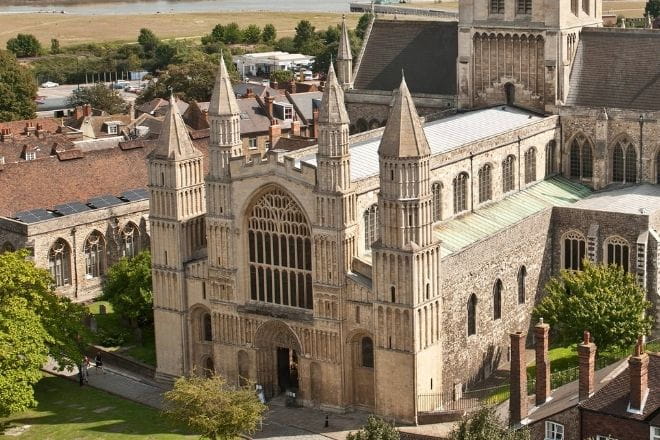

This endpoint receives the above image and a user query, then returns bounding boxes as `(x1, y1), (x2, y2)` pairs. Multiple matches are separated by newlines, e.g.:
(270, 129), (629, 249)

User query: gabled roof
(353, 19), (457, 95)
(378, 75), (430, 158)
(318, 64), (349, 125)
(150, 96), (201, 160)
(566, 28), (660, 110)
(208, 55), (240, 117)
(338, 16), (352, 61)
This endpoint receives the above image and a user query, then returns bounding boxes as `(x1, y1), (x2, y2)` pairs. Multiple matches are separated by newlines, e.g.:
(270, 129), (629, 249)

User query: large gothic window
(517, 0), (532, 14)
(604, 236), (630, 273)
(493, 279), (503, 320)
(562, 231), (586, 271)
(467, 294), (477, 336)
(84, 231), (106, 279)
(546, 141), (556, 176)
(432, 183), (442, 221)
(453, 172), (469, 214)
(570, 134), (593, 180)
(248, 188), (313, 309)
(478, 164), (492, 203)
(524, 147), (537, 184)
(49, 239), (71, 287)
(611, 138), (637, 184)
(121, 222), (141, 258)
(490, 0), (504, 13)
(502, 155), (516, 193)
(364, 204), (379, 251)
(361, 336), (374, 368)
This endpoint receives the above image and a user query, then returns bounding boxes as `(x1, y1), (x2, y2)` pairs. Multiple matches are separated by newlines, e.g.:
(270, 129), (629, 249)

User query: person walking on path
(78, 363), (85, 386)
(94, 352), (105, 374)
(82, 356), (90, 383)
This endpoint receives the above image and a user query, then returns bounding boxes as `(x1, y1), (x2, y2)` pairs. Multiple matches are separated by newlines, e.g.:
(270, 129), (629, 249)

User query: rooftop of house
(299, 106), (544, 181)
(233, 82), (280, 98)
(353, 19), (457, 95)
(276, 91), (323, 122)
(566, 27), (660, 111)
(571, 184), (660, 215)
(135, 98), (189, 116)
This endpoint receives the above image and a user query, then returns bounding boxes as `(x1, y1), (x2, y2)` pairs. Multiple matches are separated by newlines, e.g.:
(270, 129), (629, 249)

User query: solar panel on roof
(14, 209), (58, 224)
(55, 202), (92, 216)
(87, 195), (124, 209)
(121, 188), (149, 202)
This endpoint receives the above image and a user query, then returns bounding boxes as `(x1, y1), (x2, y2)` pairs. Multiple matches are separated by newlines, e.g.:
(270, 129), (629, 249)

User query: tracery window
(121, 222), (141, 258)
(478, 164), (492, 203)
(453, 172), (469, 214)
(569, 134), (593, 180)
(612, 138), (637, 184)
(432, 182), (442, 221)
(364, 204), (379, 251)
(517, 0), (532, 14)
(502, 155), (516, 193)
(562, 231), (586, 271)
(361, 336), (374, 368)
(248, 188), (313, 309)
(490, 0), (505, 14)
(467, 294), (477, 336)
(84, 231), (106, 278)
(493, 279), (503, 320)
(604, 236), (630, 273)
(49, 239), (71, 287)
(518, 266), (527, 304)
(524, 147), (537, 184)
(202, 313), (213, 341)
(546, 140), (556, 176)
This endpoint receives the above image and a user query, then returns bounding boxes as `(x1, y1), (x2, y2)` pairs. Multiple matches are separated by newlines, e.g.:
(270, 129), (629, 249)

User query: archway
(504, 82), (515, 106)
(254, 320), (302, 399)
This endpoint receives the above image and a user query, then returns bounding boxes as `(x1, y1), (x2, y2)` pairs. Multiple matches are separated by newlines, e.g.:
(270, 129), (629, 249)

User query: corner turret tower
(336, 15), (353, 89)
(149, 95), (206, 380)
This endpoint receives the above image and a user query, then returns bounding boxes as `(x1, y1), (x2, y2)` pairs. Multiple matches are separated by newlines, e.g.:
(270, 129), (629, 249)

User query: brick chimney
(534, 319), (551, 405)
(291, 119), (301, 137)
(509, 331), (528, 427)
(24, 121), (36, 135)
(578, 331), (597, 401)
(245, 87), (253, 98)
(83, 104), (92, 117)
(74, 106), (84, 120)
(264, 93), (274, 120)
(629, 337), (649, 412)
(0, 127), (12, 142)
(269, 122), (281, 149)
(270, 79), (278, 90)
(288, 80), (297, 94)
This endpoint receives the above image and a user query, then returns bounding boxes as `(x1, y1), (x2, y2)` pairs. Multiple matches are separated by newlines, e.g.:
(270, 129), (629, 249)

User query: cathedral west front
(149, 0), (660, 424)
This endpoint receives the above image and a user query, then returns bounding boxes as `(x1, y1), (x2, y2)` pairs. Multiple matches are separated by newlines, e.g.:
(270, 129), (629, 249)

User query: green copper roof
(434, 176), (592, 257)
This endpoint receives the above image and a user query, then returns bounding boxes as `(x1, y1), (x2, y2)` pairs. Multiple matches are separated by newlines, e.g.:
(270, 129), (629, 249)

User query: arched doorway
(347, 332), (375, 408)
(254, 320), (302, 399)
(504, 82), (515, 106)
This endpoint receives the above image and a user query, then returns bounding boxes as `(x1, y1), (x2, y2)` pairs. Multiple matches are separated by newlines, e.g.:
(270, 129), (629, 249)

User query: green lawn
(0, 374), (195, 439)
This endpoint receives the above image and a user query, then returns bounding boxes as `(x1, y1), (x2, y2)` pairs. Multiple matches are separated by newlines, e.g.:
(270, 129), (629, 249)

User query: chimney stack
(269, 122), (281, 150)
(291, 119), (301, 137)
(0, 127), (12, 142)
(264, 93), (274, 121)
(534, 319), (551, 405)
(74, 106), (84, 120)
(629, 337), (649, 412)
(83, 104), (92, 117)
(578, 331), (597, 401)
(509, 331), (528, 427)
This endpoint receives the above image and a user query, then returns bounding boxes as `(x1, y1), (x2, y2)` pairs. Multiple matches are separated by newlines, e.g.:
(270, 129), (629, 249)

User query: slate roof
(353, 19), (457, 95)
(566, 28), (660, 110)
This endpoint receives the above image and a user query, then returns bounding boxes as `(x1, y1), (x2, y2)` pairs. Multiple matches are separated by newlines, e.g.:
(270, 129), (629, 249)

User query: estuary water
(0, 0), (351, 15)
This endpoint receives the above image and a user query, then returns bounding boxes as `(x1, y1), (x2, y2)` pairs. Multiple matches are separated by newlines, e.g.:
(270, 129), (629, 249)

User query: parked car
(41, 81), (59, 88)
(112, 81), (130, 89)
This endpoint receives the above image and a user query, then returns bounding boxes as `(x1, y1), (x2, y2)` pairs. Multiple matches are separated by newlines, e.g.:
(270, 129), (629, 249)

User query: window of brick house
(363, 204), (378, 252)
(478, 164), (492, 203)
(595, 436), (618, 440)
(517, 0), (532, 14)
(248, 137), (257, 149)
(604, 236), (630, 273)
(524, 147), (537, 184)
(490, 0), (505, 14)
(562, 231), (586, 271)
(453, 172), (469, 214)
(25, 151), (36, 161)
(651, 426), (660, 440)
(502, 155), (516, 193)
(432, 182), (443, 221)
(0, 156), (5, 165)
(545, 421), (564, 440)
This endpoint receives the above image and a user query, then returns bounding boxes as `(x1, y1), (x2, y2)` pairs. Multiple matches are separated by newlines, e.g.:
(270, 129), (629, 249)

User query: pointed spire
(153, 95), (200, 159)
(338, 15), (352, 61)
(378, 73), (431, 158)
(209, 54), (240, 117)
(319, 63), (350, 125)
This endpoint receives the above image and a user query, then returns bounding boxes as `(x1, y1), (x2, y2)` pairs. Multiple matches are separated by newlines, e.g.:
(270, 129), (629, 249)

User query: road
(36, 81), (143, 115)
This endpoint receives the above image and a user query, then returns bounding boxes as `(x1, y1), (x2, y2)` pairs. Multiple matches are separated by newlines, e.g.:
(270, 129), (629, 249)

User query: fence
(417, 383), (510, 413)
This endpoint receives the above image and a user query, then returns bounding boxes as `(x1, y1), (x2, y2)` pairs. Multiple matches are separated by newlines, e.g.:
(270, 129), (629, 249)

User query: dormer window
(25, 151), (36, 161)
(105, 121), (121, 134)
(0, 156), (4, 165)
(490, 0), (504, 14)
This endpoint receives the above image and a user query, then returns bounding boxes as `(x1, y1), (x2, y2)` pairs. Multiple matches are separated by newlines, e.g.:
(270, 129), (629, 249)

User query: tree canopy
(270, 69), (294, 84)
(102, 251), (153, 329)
(533, 260), (654, 352)
(67, 83), (128, 114)
(0, 50), (37, 122)
(163, 373), (266, 440)
(262, 24), (277, 44)
(138, 28), (160, 54)
(449, 407), (529, 440)
(346, 416), (399, 440)
(243, 24), (262, 44)
(646, 0), (660, 18)
(6, 33), (42, 58)
(355, 13), (373, 40)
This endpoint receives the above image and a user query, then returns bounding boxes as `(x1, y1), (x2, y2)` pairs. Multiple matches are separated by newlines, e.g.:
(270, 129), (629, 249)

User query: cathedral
(149, 0), (660, 423)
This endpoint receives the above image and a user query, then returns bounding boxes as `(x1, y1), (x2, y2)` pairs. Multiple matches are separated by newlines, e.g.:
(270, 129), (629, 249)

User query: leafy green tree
(50, 38), (61, 54)
(0, 50), (37, 122)
(270, 69), (294, 84)
(67, 83), (128, 114)
(204, 23), (225, 44)
(323, 25), (341, 45)
(138, 28), (160, 53)
(262, 24), (277, 44)
(102, 251), (153, 329)
(346, 416), (399, 440)
(647, 0), (660, 17)
(533, 260), (653, 352)
(0, 296), (51, 417)
(6, 33), (42, 57)
(355, 13), (373, 40)
(275, 37), (296, 53)
(224, 22), (243, 44)
(163, 373), (266, 440)
(293, 20), (317, 52)
(449, 407), (529, 440)
(243, 24), (262, 44)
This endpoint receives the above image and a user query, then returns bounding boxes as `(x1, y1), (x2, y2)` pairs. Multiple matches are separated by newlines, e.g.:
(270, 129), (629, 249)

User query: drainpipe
(639, 114), (644, 182)
(71, 226), (79, 300)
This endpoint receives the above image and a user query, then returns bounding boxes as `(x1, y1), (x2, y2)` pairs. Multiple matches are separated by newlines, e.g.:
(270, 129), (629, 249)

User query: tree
(275, 37), (296, 53)
(355, 13), (373, 40)
(6, 33), (42, 58)
(67, 83), (128, 114)
(0, 296), (51, 417)
(533, 260), (654, 352)
(163, 373), (266, 440)
(646, 0), (660, 18)
(138, 28), (160, 53)
(262, 24), (277, 44)
(0, 50), (37, 122)
(102, 251), (153, 330)
(293, 20), (317, 52)
(449, 407), (529, 440)
(346, 416), (399, 440)
(224, 22), (243, 44)
(203, 23), (226, 44)
(270, 69), (294, 84)
(243, 24), (262, 44)
(50, 38), (61, 54)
